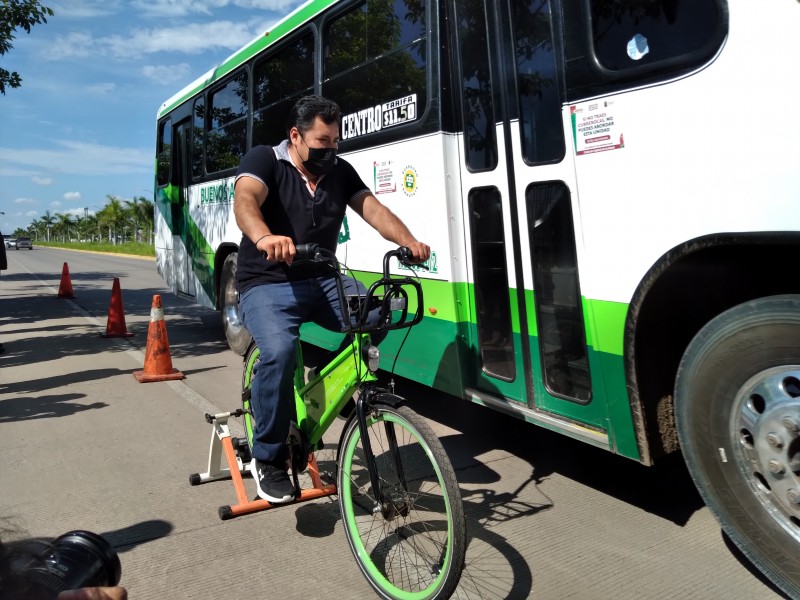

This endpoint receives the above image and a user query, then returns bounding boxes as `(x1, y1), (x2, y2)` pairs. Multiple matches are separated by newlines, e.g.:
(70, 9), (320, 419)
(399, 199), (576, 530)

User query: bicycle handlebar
(292, 244), (425, 333)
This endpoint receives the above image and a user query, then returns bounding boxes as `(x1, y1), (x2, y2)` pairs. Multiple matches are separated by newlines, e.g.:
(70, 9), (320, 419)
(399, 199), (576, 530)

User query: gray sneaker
(249, 459), (295, 504)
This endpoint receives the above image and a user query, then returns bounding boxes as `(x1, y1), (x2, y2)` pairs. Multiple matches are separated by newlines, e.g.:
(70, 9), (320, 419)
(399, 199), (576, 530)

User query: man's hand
(405, 241), (431, 264)
(57, 587), (127, 600)
(257, 234), (296, 264)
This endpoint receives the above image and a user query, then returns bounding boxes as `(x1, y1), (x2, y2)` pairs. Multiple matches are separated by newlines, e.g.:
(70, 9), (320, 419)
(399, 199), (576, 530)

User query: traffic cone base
(133, 368), (184, 383)
(57, 262), (75, 299)
(134, 294), (184, 383)
(101, 278), (134, 338)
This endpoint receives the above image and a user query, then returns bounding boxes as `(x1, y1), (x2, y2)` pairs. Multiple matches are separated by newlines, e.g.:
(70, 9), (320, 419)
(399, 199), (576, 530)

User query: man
(233, 95), (430, 503)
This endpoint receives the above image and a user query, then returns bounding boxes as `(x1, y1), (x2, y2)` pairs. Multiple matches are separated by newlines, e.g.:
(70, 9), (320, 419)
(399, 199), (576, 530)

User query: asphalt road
(0, 246), (788, 599)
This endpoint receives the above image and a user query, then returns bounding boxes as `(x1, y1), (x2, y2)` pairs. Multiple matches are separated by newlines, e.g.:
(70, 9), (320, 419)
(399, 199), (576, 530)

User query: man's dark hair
(287, 95), (341, 137)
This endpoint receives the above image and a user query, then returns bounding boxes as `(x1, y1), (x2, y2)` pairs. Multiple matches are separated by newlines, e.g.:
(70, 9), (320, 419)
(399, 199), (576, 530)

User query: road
(0, 247), (787, 599)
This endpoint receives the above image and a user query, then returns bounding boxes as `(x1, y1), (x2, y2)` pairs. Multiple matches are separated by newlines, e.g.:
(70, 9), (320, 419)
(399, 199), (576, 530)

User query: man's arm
(233, 176), (296, 263)
(350, 193), (430, 262)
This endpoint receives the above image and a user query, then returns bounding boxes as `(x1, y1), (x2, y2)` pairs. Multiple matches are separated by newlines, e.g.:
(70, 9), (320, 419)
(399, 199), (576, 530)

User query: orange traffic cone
(57, 262), (75, 298)
(133, 294), (184, 382)
(101, 278), (134, 338)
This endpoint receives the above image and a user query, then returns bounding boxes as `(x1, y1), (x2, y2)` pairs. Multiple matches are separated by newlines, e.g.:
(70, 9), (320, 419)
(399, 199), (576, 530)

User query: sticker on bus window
(570, 100), (625, 156)
(341, 94), (418, 141)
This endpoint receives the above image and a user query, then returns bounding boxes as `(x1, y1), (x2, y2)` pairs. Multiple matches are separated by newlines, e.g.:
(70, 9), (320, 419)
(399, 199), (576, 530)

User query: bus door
(454, 0), (607, 431)
(171, 119), (195, 298)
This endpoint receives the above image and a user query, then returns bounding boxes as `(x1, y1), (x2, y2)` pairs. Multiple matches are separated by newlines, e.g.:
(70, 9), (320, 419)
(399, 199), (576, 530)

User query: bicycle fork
(355, 388), (410, 520)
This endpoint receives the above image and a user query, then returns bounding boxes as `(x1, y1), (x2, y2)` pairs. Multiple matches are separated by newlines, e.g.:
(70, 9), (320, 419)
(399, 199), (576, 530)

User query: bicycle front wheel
(338, 404), (466, 600)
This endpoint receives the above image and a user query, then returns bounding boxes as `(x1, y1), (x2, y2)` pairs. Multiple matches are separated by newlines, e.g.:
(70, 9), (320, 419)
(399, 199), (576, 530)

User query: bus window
(206, 71), (249, 173)
(513, 0), (564, 165)
(156, 118), (171, 187)
(253, 32), (315, 147)
(527, 181), (590, 402)
(454, 0), (497, 172)
(591, 0), (723, 71)
(192, 96), (204, 179)
(469, 186), (515, 381)
(323, 0), (427, 138)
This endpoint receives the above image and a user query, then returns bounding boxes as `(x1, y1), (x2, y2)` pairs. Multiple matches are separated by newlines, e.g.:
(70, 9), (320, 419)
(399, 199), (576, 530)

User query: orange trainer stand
(189, 410), (337, 520)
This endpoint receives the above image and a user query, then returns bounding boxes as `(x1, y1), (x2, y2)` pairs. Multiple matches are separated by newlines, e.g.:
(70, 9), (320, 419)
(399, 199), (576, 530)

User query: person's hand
(257, 234), (296, 264)
(57, 587), (127, 600)
(405, 241), (430, 264)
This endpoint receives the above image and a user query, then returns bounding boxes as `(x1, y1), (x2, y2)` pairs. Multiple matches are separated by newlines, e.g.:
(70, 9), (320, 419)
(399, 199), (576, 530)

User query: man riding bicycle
(233, 95), (430, 504)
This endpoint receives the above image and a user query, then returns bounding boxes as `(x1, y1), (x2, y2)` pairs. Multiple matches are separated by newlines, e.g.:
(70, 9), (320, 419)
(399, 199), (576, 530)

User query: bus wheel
(220, 252), (251, 355)
(675, 294), (800, 599)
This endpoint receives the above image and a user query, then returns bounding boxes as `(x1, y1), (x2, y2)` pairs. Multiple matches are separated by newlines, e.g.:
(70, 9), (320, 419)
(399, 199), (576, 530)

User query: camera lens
(29, 530), (121, 596)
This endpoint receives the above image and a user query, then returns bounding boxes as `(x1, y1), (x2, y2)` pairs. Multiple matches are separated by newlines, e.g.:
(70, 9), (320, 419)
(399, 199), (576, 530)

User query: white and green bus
(155, 0), (800, 594)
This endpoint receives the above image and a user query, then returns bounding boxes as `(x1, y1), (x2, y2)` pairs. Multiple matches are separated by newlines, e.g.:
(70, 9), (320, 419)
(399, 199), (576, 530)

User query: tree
(40, 209), (55, 241)
(0, 0), (54, 94)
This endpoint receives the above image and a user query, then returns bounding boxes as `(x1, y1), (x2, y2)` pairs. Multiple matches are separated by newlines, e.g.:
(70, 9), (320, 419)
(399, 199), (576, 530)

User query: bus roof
(156, 0), (340, 119)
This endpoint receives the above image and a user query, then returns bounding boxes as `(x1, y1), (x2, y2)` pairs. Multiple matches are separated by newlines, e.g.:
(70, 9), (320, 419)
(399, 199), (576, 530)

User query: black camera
(21, 530), (121, 599)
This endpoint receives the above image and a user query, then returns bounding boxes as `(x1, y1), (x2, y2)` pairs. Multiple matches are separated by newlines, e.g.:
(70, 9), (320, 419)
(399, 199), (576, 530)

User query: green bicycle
(241, 245), (466, 600)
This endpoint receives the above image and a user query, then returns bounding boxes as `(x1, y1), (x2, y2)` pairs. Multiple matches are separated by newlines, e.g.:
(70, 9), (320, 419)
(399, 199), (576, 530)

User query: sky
(0, 0), (306, 235)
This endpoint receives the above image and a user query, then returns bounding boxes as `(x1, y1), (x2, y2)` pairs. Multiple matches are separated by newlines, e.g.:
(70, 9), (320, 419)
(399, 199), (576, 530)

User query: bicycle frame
(294, 331), (377, 447)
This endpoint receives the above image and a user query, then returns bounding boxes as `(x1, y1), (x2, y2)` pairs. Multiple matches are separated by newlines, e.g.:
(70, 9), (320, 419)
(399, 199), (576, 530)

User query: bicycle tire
(241, 343), (260, 448)
(338, 404), (466, 600)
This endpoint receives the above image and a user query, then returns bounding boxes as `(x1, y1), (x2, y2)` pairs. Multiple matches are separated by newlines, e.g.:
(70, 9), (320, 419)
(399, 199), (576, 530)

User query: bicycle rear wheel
(338, 404), (466, 600)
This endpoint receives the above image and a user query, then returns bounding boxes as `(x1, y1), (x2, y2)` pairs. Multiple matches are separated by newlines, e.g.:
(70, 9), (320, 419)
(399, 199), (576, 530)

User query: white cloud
(64, 192), (82, 201)
(104, 21), (258, 57)
(50, 0), (122, 18)
(25, 210), (39, 218)
(32, 176), (54, 185)
(142, 63), (191, 84)
(87, 83), (116, 94)
(130, 0), (300, 17)
(50, 201), (62, 208)
(0, 141), (151, 177)
(47, 32), (95, 60)
(14, 198), (38, 205)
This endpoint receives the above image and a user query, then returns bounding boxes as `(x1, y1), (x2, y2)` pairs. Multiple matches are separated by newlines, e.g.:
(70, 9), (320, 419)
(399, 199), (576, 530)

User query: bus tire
(675, 294), (800, 599)
(220, 252), (251, 355)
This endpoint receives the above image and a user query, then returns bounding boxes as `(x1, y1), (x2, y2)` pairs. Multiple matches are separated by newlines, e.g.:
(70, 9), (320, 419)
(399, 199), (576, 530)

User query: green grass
(35, 241), (156, 257)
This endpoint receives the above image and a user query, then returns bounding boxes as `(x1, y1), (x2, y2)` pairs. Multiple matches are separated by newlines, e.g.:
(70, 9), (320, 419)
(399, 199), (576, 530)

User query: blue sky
(0, 0), (305, 235)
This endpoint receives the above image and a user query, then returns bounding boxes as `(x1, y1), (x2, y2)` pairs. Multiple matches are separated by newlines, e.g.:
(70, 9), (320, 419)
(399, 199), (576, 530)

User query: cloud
(87, 83), (117, 94)
(130, 0), (301, 18)
(51, 201), (62, 208)
(14, 198), (38, 205)
(64, 192), (82, 202)
(0, 141), (152, 177)
(50, 0), (123, 18)
(142, 63), (191, 84)
(47, 32), (95, 60)
(25, 210), (39, 218)
(32, 176), (54, 186)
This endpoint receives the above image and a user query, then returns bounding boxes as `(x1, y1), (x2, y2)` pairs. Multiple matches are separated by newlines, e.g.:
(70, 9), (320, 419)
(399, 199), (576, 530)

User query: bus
(154, 0), (800, 595)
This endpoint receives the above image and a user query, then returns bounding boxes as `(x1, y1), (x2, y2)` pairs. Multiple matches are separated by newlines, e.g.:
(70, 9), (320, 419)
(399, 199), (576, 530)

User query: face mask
(301, 136), (337, 176)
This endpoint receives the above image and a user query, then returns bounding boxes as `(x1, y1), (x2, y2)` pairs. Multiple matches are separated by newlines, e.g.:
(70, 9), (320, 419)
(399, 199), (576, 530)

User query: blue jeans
(239, 274), (382, 463)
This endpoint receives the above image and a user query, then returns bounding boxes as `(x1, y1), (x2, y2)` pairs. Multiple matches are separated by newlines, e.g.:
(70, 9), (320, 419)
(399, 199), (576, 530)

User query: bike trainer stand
(189, 409), (337, 520)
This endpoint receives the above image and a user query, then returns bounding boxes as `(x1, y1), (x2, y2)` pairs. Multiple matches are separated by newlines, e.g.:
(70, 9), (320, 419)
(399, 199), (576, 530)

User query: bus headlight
(363, 344), (380, 372)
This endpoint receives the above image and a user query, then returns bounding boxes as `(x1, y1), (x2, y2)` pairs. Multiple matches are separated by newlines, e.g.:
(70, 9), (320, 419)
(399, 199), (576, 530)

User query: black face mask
(301, 137), (337, 176)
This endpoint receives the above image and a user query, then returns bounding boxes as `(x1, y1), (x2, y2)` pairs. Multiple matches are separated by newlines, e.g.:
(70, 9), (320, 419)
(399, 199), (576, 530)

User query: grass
(35, 241), (156, 257)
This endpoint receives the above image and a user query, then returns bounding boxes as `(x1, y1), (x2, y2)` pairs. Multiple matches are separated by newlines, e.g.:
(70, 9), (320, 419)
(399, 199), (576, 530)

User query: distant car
(15, 237), (32, 250)
(4, 237), (16, 249)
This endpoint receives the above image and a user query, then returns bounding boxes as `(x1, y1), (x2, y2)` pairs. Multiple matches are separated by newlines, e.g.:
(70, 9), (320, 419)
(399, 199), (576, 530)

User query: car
(15, 237), (32, 250)
(4, 237), (16, 249)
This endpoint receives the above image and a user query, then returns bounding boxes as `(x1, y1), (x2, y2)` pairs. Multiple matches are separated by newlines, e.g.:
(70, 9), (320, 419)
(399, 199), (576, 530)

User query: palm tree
(40, 210), (56, 242)
(98, 195), (125, 244)
(56, 212), (73, 242)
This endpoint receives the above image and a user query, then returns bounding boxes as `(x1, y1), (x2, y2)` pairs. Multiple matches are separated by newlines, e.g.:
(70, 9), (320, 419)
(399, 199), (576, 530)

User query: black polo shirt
(235, 141), (369, 292)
